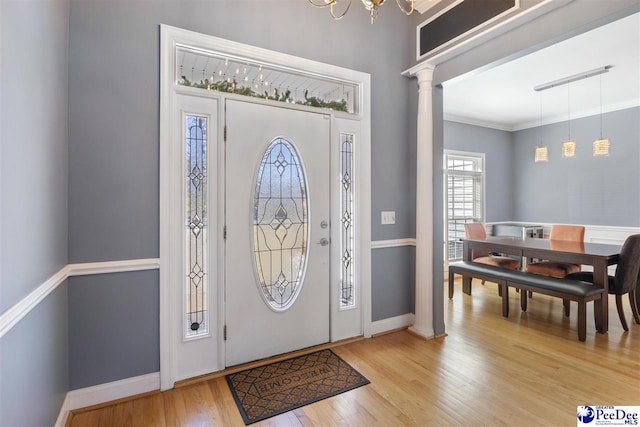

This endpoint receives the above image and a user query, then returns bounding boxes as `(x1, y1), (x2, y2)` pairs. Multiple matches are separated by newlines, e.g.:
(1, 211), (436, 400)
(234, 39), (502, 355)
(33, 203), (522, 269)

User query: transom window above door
(175, 45), (359, 114)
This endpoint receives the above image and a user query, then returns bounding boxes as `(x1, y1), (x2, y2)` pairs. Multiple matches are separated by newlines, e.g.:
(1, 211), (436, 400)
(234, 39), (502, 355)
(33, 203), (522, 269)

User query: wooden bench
(448, 261), (606, 341)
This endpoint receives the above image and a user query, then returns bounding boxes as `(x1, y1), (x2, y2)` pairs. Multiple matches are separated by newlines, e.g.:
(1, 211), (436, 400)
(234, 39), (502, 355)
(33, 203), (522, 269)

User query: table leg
(462, 240), (472, 295)
(593, 261), (608, 333)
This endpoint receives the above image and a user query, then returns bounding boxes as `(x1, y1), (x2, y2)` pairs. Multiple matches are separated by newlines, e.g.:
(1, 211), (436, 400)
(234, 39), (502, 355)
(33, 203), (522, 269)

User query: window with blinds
(444, 151), (485, 262)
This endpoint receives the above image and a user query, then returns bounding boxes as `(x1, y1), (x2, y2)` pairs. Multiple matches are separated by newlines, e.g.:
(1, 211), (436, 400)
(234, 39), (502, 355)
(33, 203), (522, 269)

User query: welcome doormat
(225, 349), (370, 424)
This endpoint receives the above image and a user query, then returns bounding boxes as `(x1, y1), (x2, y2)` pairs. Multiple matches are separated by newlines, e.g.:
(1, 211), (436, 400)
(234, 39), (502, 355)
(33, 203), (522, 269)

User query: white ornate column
(408, 65), (435, 339)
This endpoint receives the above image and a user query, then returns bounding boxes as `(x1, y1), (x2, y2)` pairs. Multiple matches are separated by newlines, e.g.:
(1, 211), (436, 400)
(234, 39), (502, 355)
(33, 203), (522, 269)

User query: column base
(407, 325), (435, 340)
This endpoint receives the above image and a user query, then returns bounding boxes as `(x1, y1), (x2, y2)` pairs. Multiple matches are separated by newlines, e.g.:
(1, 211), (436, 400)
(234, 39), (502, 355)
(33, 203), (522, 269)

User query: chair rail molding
(485, 222), (640, 245)
(371, 238), (417, 249)
(0, 258), (160, 339)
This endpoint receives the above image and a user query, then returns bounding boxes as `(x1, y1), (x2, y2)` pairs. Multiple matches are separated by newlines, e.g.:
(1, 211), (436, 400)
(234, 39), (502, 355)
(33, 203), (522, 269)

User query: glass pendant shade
(562, 140), (576, 158)
(593, 72), (611, 157)
(593, 138), (610, 156)
(535, 146), (548, 163)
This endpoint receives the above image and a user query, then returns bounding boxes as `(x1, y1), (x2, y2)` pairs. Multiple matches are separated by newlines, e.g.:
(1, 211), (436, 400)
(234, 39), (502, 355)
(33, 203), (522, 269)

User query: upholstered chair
(566, 234), (640, 331)
(526, 225), (585, 278)
(464, 223), (520, 270)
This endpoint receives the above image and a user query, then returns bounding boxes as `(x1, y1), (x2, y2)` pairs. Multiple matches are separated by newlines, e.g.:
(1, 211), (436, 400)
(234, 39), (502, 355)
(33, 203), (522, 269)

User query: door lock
(318, 238), (330, 246)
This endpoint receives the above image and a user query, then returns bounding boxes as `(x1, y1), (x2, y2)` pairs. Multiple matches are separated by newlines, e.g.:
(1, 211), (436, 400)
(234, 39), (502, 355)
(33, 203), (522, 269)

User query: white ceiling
(443, 12), (640, 131)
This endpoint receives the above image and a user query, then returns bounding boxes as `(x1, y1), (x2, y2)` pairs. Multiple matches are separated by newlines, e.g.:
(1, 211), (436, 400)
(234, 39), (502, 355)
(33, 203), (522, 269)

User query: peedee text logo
(578, 406), (640, 426)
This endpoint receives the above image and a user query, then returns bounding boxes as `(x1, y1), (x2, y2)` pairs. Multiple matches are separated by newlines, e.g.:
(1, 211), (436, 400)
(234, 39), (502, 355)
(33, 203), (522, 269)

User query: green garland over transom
(179, 76), (349, 113)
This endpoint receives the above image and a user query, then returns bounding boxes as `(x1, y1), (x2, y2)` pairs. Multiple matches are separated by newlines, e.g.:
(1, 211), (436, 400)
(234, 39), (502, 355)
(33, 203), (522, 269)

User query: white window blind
(444, 151), (485, 262)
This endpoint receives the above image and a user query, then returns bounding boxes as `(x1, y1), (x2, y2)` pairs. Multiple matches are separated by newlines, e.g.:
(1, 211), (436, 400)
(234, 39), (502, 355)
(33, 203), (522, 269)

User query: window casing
(444, 151), (485, 263)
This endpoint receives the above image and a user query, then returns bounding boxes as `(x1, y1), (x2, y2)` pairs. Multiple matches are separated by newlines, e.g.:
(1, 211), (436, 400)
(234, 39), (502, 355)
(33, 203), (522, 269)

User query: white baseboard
(56, 372), (160, 425)
(371, 313), (415, 335)
(54, 393), (71, 427)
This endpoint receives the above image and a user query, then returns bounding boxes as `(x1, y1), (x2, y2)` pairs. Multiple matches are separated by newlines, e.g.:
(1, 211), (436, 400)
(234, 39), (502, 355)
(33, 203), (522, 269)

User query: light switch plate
(381, 211), (396, 225)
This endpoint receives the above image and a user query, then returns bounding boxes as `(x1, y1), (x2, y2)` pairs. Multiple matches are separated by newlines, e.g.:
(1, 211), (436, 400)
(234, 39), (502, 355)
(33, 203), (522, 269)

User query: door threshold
(174, 335), (365, 389)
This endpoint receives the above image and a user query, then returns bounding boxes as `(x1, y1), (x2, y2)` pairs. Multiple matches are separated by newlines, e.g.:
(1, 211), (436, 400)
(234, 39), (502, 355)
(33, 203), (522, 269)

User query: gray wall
(444, 121), (515, 222)
(67, 0), (417, 388)
(1, 1), (69, 312)
(444, 108), (640, 227)
(513, 107), (640, 226)
(68, 271), (159, 390)
(67, 0), (416, 263)
(372, 247), (415, 322)
(1, 285), (69, 427)
(0, 1), (70, 425)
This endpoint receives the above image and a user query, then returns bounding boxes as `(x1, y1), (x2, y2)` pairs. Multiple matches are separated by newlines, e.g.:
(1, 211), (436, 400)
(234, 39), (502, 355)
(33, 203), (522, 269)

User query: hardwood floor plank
(69, 279), (640, 426)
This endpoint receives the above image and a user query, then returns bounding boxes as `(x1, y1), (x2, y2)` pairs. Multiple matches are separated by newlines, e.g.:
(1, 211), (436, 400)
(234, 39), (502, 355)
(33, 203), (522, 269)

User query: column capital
(415, 66), (435, 87)
(402, 61), (435, 80)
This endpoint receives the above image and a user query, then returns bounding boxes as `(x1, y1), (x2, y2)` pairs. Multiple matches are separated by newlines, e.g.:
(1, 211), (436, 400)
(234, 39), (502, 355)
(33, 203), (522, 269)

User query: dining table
(462, 236), (623, 333)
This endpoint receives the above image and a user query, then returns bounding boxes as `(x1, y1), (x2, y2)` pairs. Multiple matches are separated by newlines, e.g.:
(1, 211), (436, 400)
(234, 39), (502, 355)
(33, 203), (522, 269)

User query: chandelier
(308, 0), (415, 23)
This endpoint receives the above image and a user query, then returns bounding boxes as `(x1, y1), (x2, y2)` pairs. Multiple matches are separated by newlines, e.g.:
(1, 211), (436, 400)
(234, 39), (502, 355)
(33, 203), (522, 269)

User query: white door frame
(159, 25), (371, 391)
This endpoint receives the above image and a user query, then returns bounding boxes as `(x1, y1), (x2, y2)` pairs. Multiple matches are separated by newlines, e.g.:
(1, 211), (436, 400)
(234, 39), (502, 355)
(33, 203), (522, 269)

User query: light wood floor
(69, 279), (640, 426)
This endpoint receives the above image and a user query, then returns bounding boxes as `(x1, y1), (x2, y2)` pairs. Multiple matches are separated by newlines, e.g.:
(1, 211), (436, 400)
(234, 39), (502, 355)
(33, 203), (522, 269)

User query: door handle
(318, 238), (330, 246)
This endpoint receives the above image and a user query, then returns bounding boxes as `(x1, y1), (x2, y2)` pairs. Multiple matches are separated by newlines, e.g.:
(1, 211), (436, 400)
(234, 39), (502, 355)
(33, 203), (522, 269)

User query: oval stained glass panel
(252, 137), (308, 312)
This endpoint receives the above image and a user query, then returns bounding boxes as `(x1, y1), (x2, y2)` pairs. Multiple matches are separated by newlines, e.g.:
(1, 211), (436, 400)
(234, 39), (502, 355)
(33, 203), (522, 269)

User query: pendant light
(534, 90), (548, 162)
(534, 66), (612, 161)
(562, 82), (576, 158)
(593, 72), (611, 156)
(534, 146), (549, 163)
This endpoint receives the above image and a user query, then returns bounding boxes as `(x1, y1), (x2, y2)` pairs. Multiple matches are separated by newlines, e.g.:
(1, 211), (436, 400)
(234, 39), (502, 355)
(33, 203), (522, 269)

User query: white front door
(225, 100), (331, 367)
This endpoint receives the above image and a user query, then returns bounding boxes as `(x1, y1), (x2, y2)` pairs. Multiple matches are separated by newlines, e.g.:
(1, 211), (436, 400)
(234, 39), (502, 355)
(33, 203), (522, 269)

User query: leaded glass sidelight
(185, 115), (209, 338)
(340, 133), (355, 308)
(253, 138), (308, 312)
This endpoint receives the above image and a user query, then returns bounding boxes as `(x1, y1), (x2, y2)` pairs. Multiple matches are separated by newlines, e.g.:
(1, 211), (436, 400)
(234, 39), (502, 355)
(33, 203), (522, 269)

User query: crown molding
(446, 101), (640, 132)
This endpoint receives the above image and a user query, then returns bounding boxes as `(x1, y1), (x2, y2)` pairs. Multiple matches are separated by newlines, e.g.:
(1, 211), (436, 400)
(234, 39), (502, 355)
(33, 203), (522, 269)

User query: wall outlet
(381, 211), (396, 225)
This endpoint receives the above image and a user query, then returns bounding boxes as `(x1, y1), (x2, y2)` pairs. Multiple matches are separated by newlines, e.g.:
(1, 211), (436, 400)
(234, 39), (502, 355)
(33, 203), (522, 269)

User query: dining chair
(526, 224), (585, 314)
(526, 224), (585, 278)
(566, 234), (640, 331)
(464, 223), (520, 271)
